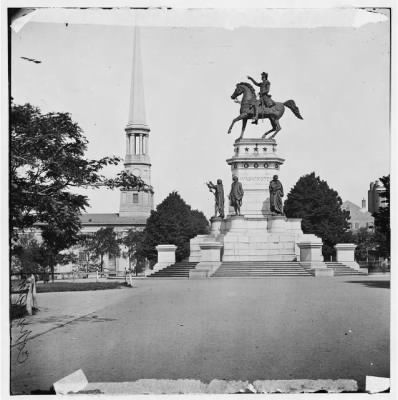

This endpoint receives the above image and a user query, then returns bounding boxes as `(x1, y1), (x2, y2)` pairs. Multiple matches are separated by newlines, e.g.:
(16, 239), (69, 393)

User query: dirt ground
(10, 275), (390, 394)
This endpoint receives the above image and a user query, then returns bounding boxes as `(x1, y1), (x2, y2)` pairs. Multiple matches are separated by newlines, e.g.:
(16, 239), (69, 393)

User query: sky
(10, 7), (391, 219)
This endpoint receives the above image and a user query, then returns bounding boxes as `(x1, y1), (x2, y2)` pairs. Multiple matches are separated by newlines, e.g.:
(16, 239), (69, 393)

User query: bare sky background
(10, 8), (391, 219)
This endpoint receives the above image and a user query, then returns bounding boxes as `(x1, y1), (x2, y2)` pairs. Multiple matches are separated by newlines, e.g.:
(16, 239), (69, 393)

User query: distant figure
(206, 179), (225, 218)
(229, 176), (244, 216)
(269, 175), (284, 215)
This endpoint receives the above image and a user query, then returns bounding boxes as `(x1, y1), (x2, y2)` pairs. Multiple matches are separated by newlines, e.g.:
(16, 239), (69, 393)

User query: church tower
(119, 27), (154, 218)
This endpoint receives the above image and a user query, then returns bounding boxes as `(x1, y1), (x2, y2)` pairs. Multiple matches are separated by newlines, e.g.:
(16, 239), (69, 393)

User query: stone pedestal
(148, 244), (177, 275)
(222, 215), (303, 262)
(335, 243), (361, 271)
(189, 235), (212, 262)
(226, 138), (284, 218)
(267, 215), (287, 232)
(298, 234), (333, 277)
(189, 242), (223, 279)
(209, 216), (225, 241)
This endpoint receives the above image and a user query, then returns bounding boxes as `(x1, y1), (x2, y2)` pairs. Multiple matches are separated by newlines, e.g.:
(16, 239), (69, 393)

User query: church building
(78, 28), (154, 275)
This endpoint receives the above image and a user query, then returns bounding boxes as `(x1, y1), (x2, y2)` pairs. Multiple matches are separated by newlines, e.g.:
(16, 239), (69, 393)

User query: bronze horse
(228, 82), (303, 140)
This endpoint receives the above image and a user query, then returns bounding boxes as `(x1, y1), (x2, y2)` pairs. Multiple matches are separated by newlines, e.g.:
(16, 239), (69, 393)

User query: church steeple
(126, 26), (149, 132)
(119, 27), (154, 218)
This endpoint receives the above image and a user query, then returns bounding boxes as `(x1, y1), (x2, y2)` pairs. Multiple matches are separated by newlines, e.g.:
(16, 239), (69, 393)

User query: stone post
(189, 242), (223, 279)
(335, 243), (361, 271)
(188, 234), (211, 262)
(298, 234), (333, 277)
(147, 244), (177, 276)
(210, 216), (223, 236)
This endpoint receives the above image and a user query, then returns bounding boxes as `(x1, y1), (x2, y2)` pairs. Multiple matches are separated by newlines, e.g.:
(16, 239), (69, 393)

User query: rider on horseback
(247, 72), (274, 124)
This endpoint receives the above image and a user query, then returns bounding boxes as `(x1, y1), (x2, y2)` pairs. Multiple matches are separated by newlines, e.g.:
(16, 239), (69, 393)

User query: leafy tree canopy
(351, 227), (378, 262)
(88, 228), (121, 272)
(284, 172), (351, 259)
(10, 102), (152, 243)
(142, 192), (209, 262)
(12, 234), (45, 275)
(372, 175), (390, 257)
(122, 229), (145, 272)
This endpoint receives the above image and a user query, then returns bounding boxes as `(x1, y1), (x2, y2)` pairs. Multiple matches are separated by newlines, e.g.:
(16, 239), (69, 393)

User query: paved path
(10, 276), (390, 394)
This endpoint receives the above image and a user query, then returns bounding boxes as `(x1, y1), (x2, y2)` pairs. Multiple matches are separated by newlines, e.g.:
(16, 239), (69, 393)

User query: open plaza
(11, 274), (390, 394)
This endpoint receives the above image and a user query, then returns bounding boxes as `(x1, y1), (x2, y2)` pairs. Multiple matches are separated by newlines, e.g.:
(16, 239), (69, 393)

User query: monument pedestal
(189, 137), (328, 276)
(222, 215), (303, 262)
(189, 242), (223, 279)
(335, 243), (361, 271)
(226, 138), (284, 218)
(148, 244), (177, 276)
(298, 235), (333, 277)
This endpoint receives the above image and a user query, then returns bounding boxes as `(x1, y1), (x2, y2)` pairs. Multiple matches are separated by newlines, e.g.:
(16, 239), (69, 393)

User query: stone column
(335, 243), (361, 271)
(126, 136), (130, 155)
(190, 242), (223, 279)
(147, 244), (177, 276)
(298, 234), (333, 277)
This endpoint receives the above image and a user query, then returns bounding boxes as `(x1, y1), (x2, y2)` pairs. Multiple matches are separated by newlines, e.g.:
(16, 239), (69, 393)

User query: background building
(368, 180), (386, 214)
(342, 199), (374, 232)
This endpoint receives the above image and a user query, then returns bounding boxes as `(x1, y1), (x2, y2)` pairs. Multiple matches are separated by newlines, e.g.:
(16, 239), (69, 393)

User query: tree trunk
(50, 256), (55, 282)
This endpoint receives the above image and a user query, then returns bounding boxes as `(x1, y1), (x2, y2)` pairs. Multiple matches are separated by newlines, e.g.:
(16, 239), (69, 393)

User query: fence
(10, 275), (38, 316)
(358, 260), (390, 272)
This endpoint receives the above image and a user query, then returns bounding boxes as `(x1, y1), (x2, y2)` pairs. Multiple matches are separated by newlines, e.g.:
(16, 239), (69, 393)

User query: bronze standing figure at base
(206, 179), (225, 218)
(229, 176), (244, 216)
(269, 175), (284, 215)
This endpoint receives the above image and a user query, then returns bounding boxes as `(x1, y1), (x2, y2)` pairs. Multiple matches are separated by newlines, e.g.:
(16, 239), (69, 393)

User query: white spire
(126, 26), (148, 131)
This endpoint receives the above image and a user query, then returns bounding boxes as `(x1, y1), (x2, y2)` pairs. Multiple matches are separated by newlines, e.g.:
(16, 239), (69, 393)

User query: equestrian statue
(227, 72), (303, 141)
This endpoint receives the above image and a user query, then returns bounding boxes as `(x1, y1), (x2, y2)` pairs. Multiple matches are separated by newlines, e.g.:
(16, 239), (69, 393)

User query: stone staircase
(325, 262), (367, 276)
(212, 261), (313, 278)
(148, 262), (198, 278)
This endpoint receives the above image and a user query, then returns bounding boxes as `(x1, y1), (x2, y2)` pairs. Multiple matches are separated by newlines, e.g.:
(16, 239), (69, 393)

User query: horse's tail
(284, 100), (303, 120)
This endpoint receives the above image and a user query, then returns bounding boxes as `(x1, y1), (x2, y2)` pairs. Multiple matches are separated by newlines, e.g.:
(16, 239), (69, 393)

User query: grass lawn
(36, 281), (129, 293)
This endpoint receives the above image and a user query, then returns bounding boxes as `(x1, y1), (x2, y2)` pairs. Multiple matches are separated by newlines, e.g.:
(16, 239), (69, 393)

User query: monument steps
(212, 261), (313, 277)
(325, 262), (367, 276)
(149, 262), (198, 278)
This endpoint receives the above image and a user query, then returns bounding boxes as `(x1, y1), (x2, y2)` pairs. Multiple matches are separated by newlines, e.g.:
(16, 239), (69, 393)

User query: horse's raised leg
(270, 120), (281, 139)
(240, 119), (248, 139)
(228, 115), (244, 134)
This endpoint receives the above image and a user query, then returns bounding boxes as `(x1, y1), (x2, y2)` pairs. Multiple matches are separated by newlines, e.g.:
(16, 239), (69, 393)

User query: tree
(142, 192), (209, 263)
(89, 228), (121, 273)
(284, 172), (351, 259)
(123, 229), (145, 274)
(76, 234), (98, 272)
(10, 103), (152, 278)
(12, 234), (45, 276)
(10, 103), (152, 241)
(351, 227), (378, 262)
(373, 175), (390, 258)
(190, 209), (211, 237)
